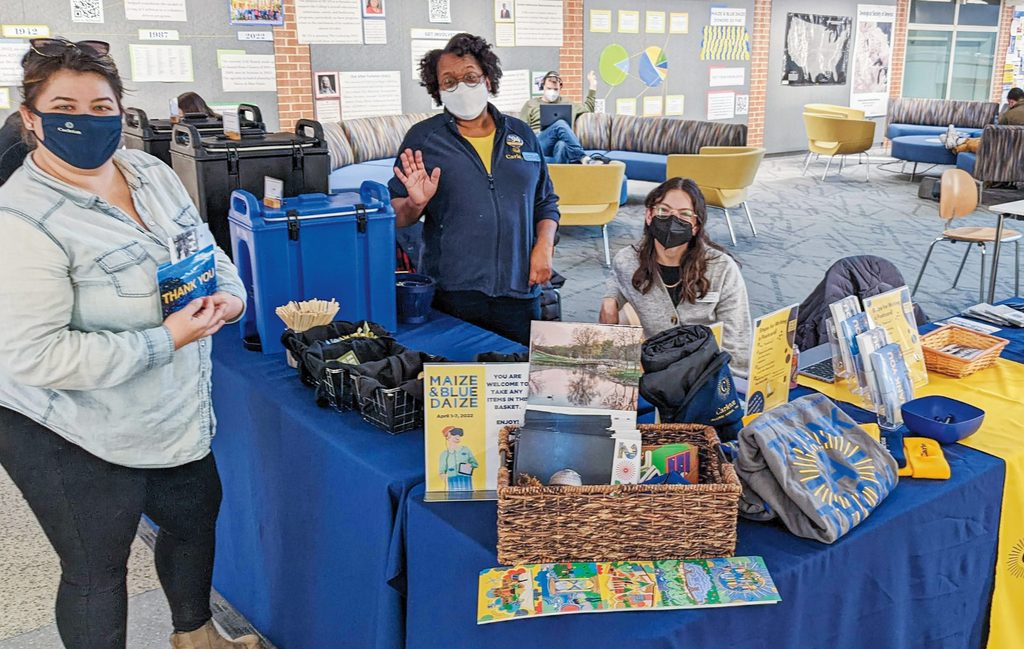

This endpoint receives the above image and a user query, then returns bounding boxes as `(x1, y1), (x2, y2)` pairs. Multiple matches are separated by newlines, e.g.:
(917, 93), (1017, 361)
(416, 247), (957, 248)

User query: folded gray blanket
(734, 393), (899, 543)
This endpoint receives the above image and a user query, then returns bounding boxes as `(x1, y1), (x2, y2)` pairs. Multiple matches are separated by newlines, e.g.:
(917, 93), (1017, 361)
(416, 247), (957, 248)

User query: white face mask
(543, 88), (560, 103)
(441, 82), (489, 120)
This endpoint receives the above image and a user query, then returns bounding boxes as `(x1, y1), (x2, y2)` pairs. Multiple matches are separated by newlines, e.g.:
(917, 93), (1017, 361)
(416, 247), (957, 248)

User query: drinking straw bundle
(275, 298), (340, 332)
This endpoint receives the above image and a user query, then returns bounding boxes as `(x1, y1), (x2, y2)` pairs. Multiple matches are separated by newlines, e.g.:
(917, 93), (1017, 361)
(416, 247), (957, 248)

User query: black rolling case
(169, 118), (330, 256)
(123, 104), (265, 166)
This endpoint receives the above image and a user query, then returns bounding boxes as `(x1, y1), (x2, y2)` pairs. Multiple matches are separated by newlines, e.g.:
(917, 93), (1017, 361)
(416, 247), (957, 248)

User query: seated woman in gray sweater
(599, 177), (753, 377)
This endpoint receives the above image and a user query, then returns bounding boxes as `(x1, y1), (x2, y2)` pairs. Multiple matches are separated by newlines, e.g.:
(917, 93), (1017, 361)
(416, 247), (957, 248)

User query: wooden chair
(666, 146), (765, 246)
(912, 169), (1021, 301)
(548, 161), (626, 266)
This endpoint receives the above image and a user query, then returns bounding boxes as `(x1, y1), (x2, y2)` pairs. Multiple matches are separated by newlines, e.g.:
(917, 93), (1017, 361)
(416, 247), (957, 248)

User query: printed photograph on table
(782, 13), (852, 85)
(495, 0), (513, 23)
(362, 0), (384, 18)
(315, 72), (339, 98)
(527, 322), (644, 416)
(229, 0), (284, 25)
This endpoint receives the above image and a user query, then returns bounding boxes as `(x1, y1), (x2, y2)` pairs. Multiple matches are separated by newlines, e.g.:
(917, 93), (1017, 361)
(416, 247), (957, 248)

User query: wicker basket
(496, 423), (741, 565)
(920, 325), (1008, 378)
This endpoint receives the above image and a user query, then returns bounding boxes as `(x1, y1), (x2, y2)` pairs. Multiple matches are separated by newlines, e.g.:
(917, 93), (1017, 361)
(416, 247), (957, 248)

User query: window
(903, 0), (1001, 101)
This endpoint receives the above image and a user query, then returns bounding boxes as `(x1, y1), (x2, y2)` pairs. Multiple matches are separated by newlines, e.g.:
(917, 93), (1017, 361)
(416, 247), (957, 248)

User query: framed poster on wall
(781, 13), (852, 86)
(850, 4), (895, 117)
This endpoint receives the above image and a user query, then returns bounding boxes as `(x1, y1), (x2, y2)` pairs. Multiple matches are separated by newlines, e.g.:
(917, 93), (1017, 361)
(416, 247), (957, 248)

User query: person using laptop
(599, 178), (752, 377)
(520, 70), (605, 164)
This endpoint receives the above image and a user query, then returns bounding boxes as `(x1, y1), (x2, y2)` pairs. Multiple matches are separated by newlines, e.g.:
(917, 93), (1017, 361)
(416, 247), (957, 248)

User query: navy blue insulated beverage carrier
(123, 104), (265, 166)
(170, 118), (330, 256)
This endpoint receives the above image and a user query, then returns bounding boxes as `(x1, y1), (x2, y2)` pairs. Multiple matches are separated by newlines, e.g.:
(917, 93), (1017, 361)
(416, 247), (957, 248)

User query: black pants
(0, 407), (222, 649)
(434, 289), (541, 345)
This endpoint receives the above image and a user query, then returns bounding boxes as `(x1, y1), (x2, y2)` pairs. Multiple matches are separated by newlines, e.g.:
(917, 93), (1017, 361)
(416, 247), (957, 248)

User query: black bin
(169, 118), (330, 256)
(123, 104), (265, 166)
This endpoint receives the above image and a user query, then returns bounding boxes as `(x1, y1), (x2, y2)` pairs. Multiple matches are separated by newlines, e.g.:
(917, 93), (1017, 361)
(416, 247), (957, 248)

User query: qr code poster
(71, 0), (105, 23)
(735, 94), (749, 116)
(428, 0), (451, 24)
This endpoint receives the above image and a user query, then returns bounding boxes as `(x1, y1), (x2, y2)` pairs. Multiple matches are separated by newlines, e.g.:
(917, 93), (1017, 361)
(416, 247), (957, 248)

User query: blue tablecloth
(210, 314), (522, 649)
(404, 449), (1003, 649)
(403, 302), (1024, 649)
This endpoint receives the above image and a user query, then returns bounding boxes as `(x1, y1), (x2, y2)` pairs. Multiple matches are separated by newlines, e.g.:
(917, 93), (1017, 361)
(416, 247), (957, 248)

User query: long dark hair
(176, 91), (216, 117)
(631, 177), (729, 304)
(419, 33), (502, 105)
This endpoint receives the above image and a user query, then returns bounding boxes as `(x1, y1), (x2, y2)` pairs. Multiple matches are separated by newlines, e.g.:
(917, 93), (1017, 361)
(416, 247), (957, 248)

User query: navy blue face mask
(30, 108), (122, 170)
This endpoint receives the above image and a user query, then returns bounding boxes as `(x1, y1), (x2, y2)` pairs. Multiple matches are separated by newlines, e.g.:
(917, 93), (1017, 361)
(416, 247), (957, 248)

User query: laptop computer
(539, 103), (573, 130)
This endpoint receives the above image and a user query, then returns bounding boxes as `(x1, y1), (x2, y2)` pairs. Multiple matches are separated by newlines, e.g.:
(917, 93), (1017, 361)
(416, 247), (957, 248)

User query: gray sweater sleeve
(713, 255), (753, 377)
(603, 271), (626, 307)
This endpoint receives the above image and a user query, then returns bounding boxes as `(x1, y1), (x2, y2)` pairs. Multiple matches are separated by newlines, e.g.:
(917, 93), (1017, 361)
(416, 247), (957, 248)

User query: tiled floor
(0, 150), (1020, 648)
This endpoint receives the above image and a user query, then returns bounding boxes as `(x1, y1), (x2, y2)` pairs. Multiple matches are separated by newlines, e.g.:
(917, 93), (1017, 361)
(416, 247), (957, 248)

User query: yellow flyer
(424, 363), (529, 502)
(863, 286), (928, 389)
(746, 304), (799, 414)
(710, 321), (724, 348)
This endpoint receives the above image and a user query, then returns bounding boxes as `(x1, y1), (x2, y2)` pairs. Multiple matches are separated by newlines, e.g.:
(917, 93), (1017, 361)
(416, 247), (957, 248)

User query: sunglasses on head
(29, 38), (111, 59)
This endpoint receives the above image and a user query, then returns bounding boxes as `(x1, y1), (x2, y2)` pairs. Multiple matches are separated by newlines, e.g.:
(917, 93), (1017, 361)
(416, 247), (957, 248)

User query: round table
(890, 135), (957, 180)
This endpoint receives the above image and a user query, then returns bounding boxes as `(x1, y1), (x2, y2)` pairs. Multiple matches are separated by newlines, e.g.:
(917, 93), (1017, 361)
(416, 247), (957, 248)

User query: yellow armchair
(803, 103), (867, 120)
(665, 146), (765, 246)
(548, 161), (626, 266)
(802, 112), (876, 181)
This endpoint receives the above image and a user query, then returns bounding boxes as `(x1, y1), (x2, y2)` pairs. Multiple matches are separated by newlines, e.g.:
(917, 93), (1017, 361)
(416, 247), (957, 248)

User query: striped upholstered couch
(323, 113), (434, 192)
(324, 111), (748, 193)
(885, 97), (999, 139)
(956, 124), (1024, 184)
(574, 112), (747, 182)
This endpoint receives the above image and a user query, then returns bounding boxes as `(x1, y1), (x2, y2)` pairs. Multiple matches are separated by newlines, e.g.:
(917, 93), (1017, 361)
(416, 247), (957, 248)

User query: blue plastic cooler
(229, 181), (397, 354)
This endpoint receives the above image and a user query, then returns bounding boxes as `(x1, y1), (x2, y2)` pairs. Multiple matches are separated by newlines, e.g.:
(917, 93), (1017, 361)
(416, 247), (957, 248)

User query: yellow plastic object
(802, 113), (876, 157)
(803, 103), (867, 120)
(741, 413), (761, 427)
(547, 161), (625, 227)
(899, 437), (951, 480)
(859, 422), (881, 443)
(665, 146), (765, 209)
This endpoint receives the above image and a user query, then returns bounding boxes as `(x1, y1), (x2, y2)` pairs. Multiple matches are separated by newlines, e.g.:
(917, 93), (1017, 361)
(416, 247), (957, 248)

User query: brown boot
(170, 621), (262, 649)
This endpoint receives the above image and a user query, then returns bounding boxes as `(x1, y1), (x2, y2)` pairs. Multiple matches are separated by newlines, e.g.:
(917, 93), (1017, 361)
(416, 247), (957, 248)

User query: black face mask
(649, 218), (694, 249)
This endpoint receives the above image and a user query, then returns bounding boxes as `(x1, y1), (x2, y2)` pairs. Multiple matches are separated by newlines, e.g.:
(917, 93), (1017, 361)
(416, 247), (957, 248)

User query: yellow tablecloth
(799, 360), (1024, 649)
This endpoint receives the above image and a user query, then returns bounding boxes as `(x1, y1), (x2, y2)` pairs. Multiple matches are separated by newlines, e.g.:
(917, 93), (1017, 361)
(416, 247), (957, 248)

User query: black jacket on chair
(795, 255), (927, 350)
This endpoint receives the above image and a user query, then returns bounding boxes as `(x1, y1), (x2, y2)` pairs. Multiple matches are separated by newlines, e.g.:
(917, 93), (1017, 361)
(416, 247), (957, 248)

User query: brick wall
(274, 0), (313, 131)
(559, 0), (584, 102)
(747, 0), (772, 147)
(991, 1), (1015, 103)
(889, 0), (909, 100)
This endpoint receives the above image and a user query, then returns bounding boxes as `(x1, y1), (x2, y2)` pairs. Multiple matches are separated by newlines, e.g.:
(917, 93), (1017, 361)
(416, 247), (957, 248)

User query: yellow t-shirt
(463, 131), (495, 174)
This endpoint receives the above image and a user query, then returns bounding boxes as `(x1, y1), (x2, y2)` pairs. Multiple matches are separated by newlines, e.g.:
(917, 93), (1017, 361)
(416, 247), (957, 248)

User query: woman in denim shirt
(0, 40), (258, 649)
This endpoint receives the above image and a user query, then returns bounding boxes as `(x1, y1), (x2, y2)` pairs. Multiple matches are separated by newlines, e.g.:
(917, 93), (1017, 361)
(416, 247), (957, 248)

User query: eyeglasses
(29, 38), (111, 60)
(440, 72), (483, 93)
(653, 205), (697, 223)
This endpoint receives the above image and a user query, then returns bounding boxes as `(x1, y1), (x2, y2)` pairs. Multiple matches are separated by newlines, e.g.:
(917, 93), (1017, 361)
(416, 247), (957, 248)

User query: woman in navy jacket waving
(389, 33), (560, 344)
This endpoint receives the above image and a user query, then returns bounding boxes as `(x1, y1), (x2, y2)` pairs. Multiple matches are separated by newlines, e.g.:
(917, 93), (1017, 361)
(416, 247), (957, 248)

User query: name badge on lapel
(697, 291), (720, 304)
(522, 151), (541, 162)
